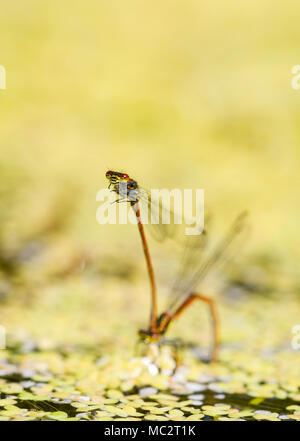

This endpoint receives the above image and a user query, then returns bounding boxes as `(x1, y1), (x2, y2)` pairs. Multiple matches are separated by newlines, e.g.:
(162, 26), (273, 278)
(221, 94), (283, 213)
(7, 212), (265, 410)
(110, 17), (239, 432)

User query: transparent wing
(109, 184), (177, 241)
(136, 187), (199, 244)
(136, 187), (176, 242)
(166, 211), (249, 314)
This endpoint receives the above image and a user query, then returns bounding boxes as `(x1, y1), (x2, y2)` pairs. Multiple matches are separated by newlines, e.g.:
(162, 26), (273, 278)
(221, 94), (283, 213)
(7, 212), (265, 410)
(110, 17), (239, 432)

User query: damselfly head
(106, 170), (139, 202)
(106, 170), (130, 182)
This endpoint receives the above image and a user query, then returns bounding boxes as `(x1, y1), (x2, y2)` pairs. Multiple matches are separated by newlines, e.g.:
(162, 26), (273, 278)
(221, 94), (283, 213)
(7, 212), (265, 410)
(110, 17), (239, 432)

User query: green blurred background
(0, 1), (299, 353)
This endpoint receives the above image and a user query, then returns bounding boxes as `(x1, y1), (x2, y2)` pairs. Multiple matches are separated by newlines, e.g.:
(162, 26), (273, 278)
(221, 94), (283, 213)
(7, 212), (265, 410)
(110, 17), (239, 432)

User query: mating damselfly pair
(106, 170), (247, 362)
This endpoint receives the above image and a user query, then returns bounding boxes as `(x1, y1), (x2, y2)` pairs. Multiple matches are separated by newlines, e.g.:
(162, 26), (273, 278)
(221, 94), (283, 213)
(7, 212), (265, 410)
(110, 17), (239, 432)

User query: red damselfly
(106, 170), (247, 362)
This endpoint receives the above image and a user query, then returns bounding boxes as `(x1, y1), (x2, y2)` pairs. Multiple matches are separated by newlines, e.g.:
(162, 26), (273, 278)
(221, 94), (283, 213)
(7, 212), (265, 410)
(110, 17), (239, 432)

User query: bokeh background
(0, 1), (299, 362)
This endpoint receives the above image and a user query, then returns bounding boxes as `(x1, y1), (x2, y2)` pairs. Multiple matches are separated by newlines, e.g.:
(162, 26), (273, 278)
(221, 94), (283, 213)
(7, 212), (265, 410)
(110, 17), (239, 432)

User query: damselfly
(106, 170), (247, 362)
